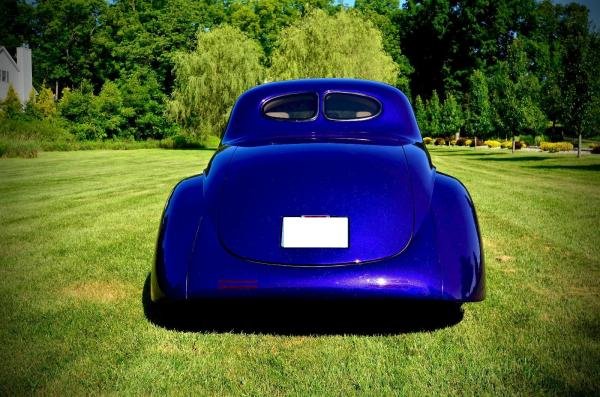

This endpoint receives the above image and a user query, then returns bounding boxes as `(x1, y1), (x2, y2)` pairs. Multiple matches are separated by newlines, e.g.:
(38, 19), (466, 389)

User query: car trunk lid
(216, 143), (413, 266)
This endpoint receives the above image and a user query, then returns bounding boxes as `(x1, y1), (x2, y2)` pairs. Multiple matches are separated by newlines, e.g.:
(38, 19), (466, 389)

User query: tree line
(1, 0), (598, 144)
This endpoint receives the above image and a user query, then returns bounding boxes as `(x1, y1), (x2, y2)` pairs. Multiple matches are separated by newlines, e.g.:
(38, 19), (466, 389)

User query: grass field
(0, 147), (599, 394)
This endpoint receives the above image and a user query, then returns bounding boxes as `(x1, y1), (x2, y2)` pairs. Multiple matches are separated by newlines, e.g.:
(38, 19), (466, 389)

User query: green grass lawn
(0, 147), (599, 394)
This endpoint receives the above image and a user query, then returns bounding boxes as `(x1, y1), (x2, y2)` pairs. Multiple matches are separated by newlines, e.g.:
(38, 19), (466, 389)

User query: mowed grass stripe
(0, 148), (599, 395)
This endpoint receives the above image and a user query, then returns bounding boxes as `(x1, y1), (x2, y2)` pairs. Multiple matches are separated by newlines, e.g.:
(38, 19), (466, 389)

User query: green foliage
(415, 91), (442, 137)
(158, 134), (206, 150)
(0, 85), (24, 120)
(465, 70), (493, 139)
(117, 68), (177, 140)
(441, 93), (463, 136)
(540, 141), (574, 152)
(269, 9), (399, 84)
(488, 39), (547, 137)
(7, 0), (599, 145)
(59, 82), (105, 140)
(23, 90), (41, 120)
(427, 91), (442, 137)
(34, 87), (58, 119)
(96, 81), (127, 138)
(29, 0), (108, 90)
(58, 76), (175, 141)
(169, 25), (264, 140)
(557, 5), (597, 138)
(229, 0), (331, 60)
(355, 1), (413, 91)
(0, 138), (38, 158)
(415, 96), (427, 135)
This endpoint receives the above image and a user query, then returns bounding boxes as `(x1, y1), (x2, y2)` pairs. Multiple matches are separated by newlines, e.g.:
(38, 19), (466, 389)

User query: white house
(0, 46), (33, 104)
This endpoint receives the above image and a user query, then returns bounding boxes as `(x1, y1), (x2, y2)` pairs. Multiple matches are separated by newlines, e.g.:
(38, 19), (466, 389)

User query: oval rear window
(324, 93), (381, 120)
(263, 93), (318, 120)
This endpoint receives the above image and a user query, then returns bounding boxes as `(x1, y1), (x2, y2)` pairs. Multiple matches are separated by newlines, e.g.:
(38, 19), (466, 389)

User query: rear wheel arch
(152, 174), (206, 302)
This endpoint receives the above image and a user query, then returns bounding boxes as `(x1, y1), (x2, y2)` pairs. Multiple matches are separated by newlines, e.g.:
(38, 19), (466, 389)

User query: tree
(399, 0), (538, 99)
(465, 70), (493, 140)
(25, 86), (58, 119)
(94, 0), (229, 93)
(269, 9), (399, 84)
(95, 81), (126, 139)
(0, 85), (24, 120)
(557, 4), (597, 156)
(414, 95), (429, 135)
(488, 39), (546, 148)
(229, 0), (333, 60)
(580, 33), (600, 146)
(117, 68), (177, 140)
(0, 0), (34, 50)
(58, 81), (105, 140)
(355, 0), (413, 92)
(29, 0), (108, 93)
(428, 91), (442, 137)
(169, 25), (264, 141)
(441, 93), (464, 139)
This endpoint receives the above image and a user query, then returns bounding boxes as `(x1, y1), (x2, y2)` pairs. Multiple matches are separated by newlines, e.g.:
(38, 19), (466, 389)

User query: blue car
(152, 78), (484, 308)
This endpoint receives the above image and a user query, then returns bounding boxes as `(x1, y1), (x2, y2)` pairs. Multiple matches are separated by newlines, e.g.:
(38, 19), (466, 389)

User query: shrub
(501, 140), (512, 149)
(535, 135), (548, 146)
(456, 137), (467, 146)
(0, 85), (24, 120)
(0, 138), (39, 158)
(450, 139), (457, 146)
(540, 141), (574, 152)
(464, 139), (472, 147)
(590, 144), (600, 154)
(485, 140), (501, 148)
(423, 137), (433, 145)
(159, 134), (206, 149)
(469, 138), (487, 147)
(518, 135), (535, 146)
(434, 137), (446, 146)
(515, 141), (525, 149)
(0, 118), (73, 142)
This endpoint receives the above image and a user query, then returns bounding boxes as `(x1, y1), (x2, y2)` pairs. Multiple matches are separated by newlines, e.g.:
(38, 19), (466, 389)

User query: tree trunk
(55, 81), (59, 100)
(512, 134), (515, 154)
(474, 136), (477, 149)
(578, 133), (582, 158)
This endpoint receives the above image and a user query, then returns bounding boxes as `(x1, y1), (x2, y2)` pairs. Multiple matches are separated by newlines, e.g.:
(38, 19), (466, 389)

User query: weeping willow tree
(169, 25), (264, 140)
(269, 9), (399, 84)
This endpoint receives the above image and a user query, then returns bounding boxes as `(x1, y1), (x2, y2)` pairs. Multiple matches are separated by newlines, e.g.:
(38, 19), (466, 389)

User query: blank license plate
(281, 216), (348, 248)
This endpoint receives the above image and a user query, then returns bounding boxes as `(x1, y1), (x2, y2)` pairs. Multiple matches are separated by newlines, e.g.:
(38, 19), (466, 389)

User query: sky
(335, 0), (599, 29)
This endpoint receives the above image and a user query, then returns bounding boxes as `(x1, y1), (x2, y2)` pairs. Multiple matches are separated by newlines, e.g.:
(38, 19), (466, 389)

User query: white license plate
(281, 216), (348, 248)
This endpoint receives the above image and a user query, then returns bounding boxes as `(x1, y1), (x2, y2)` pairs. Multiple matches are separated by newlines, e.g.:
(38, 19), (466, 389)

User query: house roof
(0, 46), (20, 72)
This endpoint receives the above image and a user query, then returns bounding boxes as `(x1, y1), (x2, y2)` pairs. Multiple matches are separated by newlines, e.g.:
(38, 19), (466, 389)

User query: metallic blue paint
(152, 78), (485, 303)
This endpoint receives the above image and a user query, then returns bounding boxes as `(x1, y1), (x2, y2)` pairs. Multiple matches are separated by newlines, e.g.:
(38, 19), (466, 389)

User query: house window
(1, 70), (6, 82)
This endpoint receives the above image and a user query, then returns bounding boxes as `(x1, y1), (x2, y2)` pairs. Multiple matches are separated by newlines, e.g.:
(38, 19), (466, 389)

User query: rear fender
(152, 174), (205, 302)
(430, 173), (485, 301)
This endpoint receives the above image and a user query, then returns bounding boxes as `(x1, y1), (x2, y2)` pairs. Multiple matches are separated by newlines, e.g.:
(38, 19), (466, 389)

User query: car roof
(221, 78), (421, 146)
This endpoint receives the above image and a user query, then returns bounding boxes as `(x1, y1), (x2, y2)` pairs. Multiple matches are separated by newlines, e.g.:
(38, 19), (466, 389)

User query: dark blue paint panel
(152, 78), (485, 303)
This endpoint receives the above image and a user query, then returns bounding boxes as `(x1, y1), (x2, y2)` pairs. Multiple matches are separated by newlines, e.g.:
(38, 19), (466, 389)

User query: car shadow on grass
(142, 275), (464, 336)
